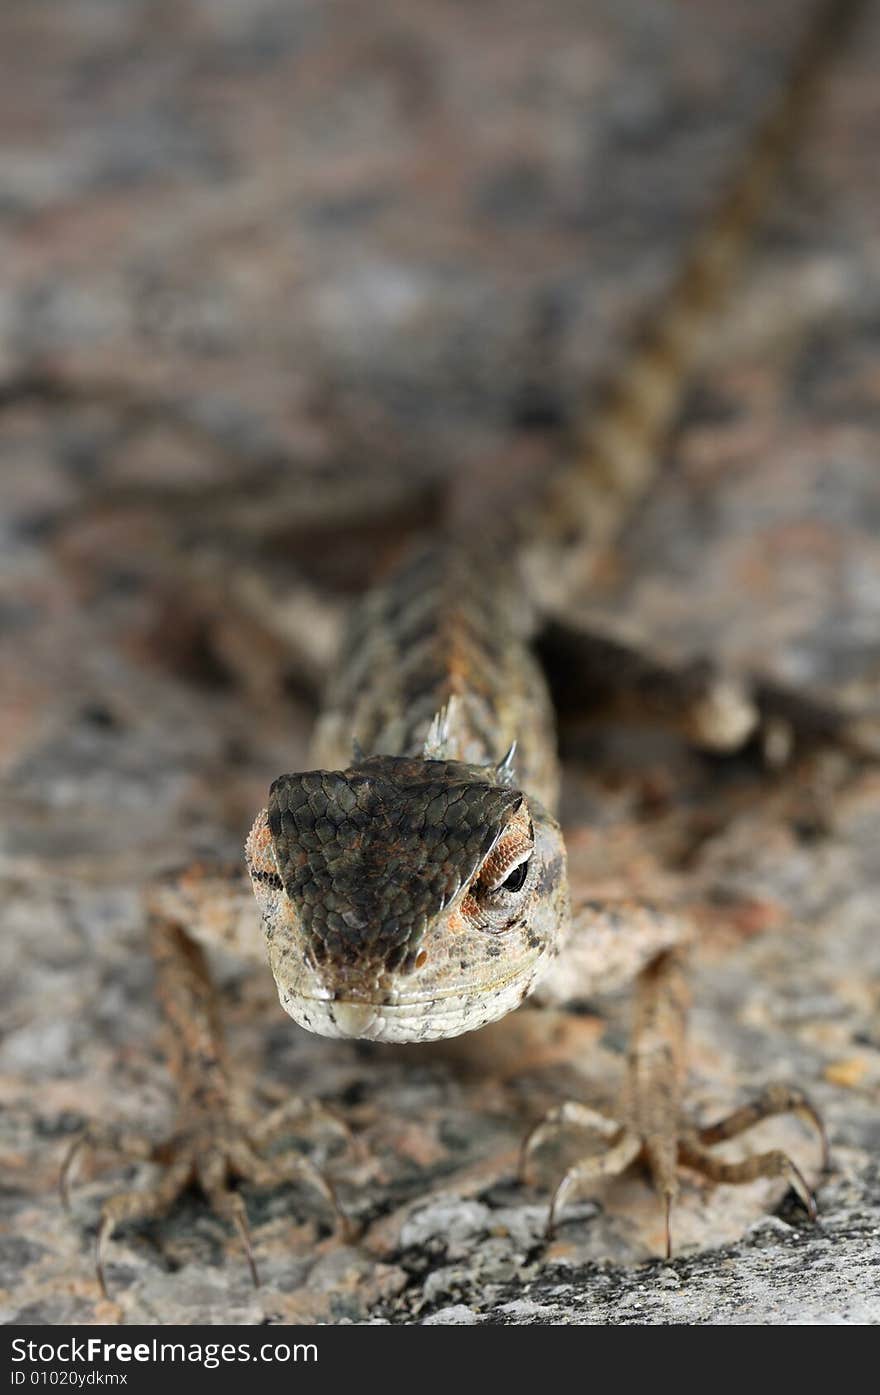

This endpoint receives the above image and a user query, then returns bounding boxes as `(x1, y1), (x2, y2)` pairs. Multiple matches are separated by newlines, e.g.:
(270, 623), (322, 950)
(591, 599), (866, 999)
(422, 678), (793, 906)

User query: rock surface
(1, 0), (879, 1325)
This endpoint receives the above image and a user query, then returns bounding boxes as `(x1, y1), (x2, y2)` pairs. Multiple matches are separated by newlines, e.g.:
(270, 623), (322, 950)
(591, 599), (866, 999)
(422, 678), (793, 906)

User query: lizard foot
(520, 1084), (827, 1255)
(61, 1097), (358, 1298)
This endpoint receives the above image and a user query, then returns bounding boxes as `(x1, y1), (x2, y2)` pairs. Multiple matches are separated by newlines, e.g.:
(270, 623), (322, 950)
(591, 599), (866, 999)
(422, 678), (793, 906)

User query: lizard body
(245, 0), (861, 1045)
(67, 0), (867, 1290)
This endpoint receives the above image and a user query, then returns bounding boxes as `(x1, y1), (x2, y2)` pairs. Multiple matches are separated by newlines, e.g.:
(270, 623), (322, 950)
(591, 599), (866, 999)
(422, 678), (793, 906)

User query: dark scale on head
(268, 756), (521, 972)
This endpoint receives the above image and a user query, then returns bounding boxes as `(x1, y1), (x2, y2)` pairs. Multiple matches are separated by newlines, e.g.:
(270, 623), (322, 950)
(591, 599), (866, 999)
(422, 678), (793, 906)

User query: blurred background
(3, 0), (878, 857)
(2, 0), (879, 1324)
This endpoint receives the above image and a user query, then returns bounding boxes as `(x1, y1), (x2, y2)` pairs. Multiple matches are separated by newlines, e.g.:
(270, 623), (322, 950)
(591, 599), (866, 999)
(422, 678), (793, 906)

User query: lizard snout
(324, 999), (381, 1039)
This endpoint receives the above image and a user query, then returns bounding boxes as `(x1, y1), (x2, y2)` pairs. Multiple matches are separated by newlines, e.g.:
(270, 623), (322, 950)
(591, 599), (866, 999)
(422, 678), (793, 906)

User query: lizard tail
(522, 0), (866, 596)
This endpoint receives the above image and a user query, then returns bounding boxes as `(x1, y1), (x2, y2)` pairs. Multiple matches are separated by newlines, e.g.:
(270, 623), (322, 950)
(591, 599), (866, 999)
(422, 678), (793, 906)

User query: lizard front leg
(523, 902), (825, 1254)
(62, 866), (353, 1297)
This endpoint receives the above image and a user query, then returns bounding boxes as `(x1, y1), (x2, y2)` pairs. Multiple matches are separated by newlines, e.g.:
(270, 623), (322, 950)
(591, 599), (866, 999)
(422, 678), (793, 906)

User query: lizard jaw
(273, 950), (553, 1043)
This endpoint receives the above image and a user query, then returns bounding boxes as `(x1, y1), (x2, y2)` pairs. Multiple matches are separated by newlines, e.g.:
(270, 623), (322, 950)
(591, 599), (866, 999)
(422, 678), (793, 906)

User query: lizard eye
(468, 840), (534, 931)
(464, 801), (536, 929)
(475, 823), (534, 900)
(499, 858), (530, 894)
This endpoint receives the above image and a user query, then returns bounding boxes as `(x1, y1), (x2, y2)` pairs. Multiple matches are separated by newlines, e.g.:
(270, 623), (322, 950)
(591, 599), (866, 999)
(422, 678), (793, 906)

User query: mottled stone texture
(1, 0), (879, 1325)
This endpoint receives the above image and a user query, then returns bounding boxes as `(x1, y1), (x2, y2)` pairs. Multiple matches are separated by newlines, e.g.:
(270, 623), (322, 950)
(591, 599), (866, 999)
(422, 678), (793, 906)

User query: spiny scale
(310, 543), (560, 812)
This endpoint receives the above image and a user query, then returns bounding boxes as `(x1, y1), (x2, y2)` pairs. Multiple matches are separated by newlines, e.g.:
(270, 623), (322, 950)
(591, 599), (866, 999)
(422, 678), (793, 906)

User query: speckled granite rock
(1, 0), (879, 1326)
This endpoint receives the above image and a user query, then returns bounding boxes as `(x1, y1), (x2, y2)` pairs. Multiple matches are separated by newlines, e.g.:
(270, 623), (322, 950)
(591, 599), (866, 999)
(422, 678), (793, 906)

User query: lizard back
(310, 541), (560, 813)
(248, 0), (864, 1045)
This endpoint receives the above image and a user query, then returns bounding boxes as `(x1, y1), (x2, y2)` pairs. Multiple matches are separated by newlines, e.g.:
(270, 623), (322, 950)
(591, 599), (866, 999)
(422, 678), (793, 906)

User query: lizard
(61, 0), (871, 1295)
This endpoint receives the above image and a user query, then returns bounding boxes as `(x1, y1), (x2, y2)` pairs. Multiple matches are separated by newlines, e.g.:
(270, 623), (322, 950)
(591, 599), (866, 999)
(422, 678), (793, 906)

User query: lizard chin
(270, 949), (553, 1043)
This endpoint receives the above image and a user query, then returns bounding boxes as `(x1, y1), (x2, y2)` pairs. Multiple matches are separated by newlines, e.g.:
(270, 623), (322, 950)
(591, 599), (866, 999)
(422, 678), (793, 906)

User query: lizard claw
(63, 1099), (359, 1298)
(522, 1082), (826, 1252)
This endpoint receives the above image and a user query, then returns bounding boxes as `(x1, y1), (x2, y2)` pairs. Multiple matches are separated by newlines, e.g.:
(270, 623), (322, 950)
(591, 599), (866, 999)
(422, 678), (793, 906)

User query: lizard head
(246, 753), (568, 1043)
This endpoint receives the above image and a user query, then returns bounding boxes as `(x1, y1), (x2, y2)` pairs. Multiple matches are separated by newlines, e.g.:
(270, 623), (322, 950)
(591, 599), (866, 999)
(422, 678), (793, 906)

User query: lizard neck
(310, 539), (560, 813)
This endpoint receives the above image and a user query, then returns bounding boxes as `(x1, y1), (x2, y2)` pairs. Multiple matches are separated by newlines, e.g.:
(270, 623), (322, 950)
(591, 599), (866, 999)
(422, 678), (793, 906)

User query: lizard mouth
(273, 948), (551, 1043)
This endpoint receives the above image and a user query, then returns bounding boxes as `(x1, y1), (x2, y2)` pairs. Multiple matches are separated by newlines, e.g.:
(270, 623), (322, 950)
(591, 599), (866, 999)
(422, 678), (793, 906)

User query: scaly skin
(246, 542), (569, 1042)
(246, 0), (866, 1048)
(66, 0), (864, 1291)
